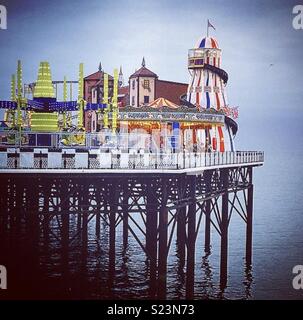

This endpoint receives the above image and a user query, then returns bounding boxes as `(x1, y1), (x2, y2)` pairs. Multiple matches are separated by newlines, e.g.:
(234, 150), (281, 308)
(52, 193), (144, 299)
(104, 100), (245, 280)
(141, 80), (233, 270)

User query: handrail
(0, 149), (264, 170)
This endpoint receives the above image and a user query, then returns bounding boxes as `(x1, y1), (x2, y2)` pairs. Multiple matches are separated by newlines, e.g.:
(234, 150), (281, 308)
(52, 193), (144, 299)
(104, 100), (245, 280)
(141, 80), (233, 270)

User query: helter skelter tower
(186, 34), (237, 151)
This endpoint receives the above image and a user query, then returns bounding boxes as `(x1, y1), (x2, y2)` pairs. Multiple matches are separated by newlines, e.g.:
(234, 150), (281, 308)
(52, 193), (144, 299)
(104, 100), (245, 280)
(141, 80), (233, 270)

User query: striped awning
(147, 97), (179, 109)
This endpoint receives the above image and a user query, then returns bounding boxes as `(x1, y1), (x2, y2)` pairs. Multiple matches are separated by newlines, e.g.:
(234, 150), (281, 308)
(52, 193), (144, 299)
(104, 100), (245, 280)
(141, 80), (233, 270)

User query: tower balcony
(188, 48), (221, 69)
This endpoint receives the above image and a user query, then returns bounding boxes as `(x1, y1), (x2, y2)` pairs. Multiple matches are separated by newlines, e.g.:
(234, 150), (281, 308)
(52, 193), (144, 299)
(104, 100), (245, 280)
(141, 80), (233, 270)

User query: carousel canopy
(147, 97), (179, 109)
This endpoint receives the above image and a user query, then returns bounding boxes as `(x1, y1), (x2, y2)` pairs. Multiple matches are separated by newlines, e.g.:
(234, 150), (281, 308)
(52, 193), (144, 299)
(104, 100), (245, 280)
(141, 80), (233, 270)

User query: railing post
(39, 151), (42, 169)
(63, 151), (67, 169)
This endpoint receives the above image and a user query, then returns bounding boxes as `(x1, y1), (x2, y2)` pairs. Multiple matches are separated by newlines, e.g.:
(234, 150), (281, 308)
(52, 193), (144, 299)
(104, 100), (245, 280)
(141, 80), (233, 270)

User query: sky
(0, 0), (302, 151)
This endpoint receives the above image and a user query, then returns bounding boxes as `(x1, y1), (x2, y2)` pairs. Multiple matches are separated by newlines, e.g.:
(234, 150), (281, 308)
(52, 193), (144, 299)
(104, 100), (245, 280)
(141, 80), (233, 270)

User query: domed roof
(195, 36), (219, 49)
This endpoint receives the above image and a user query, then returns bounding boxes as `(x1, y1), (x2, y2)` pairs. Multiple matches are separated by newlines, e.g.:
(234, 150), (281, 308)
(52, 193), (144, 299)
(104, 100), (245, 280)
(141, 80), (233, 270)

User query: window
(144, 96), (149, 104)
(132, 80), (135, 90)
(132, 96), (135, 106)
(143, 79), (150, 89)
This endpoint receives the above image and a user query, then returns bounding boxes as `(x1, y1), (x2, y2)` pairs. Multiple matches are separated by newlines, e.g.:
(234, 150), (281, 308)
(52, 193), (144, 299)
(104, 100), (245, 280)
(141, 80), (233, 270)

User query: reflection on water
(0, 209), (253, 300)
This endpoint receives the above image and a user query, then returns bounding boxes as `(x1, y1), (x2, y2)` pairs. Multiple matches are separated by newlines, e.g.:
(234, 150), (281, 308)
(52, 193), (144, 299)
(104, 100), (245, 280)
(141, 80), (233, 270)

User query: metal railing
(0, 150), (264, 170)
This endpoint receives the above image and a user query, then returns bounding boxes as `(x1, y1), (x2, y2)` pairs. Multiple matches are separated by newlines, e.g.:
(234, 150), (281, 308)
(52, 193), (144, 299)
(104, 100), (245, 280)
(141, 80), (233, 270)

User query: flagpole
(207, 19), (209, 37)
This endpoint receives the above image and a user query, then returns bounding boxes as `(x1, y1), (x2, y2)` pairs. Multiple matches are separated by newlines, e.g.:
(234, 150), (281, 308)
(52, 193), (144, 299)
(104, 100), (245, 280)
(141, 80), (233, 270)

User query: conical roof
(130, 58), (158, 79)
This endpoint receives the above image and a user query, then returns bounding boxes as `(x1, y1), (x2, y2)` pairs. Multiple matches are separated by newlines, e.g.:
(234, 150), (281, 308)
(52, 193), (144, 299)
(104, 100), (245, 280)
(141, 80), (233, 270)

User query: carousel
(111, 97), (226, 152)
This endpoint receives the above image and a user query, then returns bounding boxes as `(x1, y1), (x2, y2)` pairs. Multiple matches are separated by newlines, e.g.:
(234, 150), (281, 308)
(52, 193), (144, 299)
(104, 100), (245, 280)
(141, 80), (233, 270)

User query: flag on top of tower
(208, 19), (216, 30)
(207, 19), (216, 37)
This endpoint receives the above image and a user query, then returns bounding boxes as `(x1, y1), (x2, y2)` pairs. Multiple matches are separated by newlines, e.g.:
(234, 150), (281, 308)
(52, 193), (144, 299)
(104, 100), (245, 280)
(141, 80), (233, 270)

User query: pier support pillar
(81, 183), (88, 245)
(61, 180), (70, 276)
(146, 181), (158, 297)
(77, 182), (82, 230)
(186, 176), (197, 299)
(123, 187), (129, 248)
(30, 181), (40, 242)
(158, 207), (168, 299)
(157, 179), (168, 299)
(204, 171), (212, 253)
(220, 169), (229, 290)
(95, 212), (101, 237)
(43, 181), (50, 250)
(204, 201), (211, 253)
(14, 179), (22, 232)
(27, 180), (40, 275)
(95, 186), (101, 237)
(246, 169), (254, 265)
(0, 177), (9, 232)
(177, 206), (186, 266)
(8, 179), (16, 230)
(109, 182), (118, 286)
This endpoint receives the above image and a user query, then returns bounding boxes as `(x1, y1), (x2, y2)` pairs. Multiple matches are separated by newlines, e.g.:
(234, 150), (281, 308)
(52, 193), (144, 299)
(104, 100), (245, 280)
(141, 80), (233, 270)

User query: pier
(0, 30), (264, 298)
(0, 146), (263, 298)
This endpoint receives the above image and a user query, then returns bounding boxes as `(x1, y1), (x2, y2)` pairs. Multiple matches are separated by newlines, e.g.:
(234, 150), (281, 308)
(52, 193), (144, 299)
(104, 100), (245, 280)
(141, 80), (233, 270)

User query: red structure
(84, 70), (113, 103)
(155, 80), (188, 105)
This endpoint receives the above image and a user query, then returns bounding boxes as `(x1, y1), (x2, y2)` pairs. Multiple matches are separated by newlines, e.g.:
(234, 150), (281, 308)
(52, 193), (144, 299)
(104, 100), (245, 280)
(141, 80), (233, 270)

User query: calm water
(1, 149), (303, 300)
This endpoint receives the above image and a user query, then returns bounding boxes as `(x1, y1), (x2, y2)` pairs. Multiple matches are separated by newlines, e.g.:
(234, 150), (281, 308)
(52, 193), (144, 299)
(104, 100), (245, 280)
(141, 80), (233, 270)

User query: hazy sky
(0, 0), (302, 150)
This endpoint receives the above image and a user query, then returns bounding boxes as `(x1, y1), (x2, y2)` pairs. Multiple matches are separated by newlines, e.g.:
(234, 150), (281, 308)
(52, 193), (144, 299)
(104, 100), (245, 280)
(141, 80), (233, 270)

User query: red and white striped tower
(186, 31), (236, 151)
